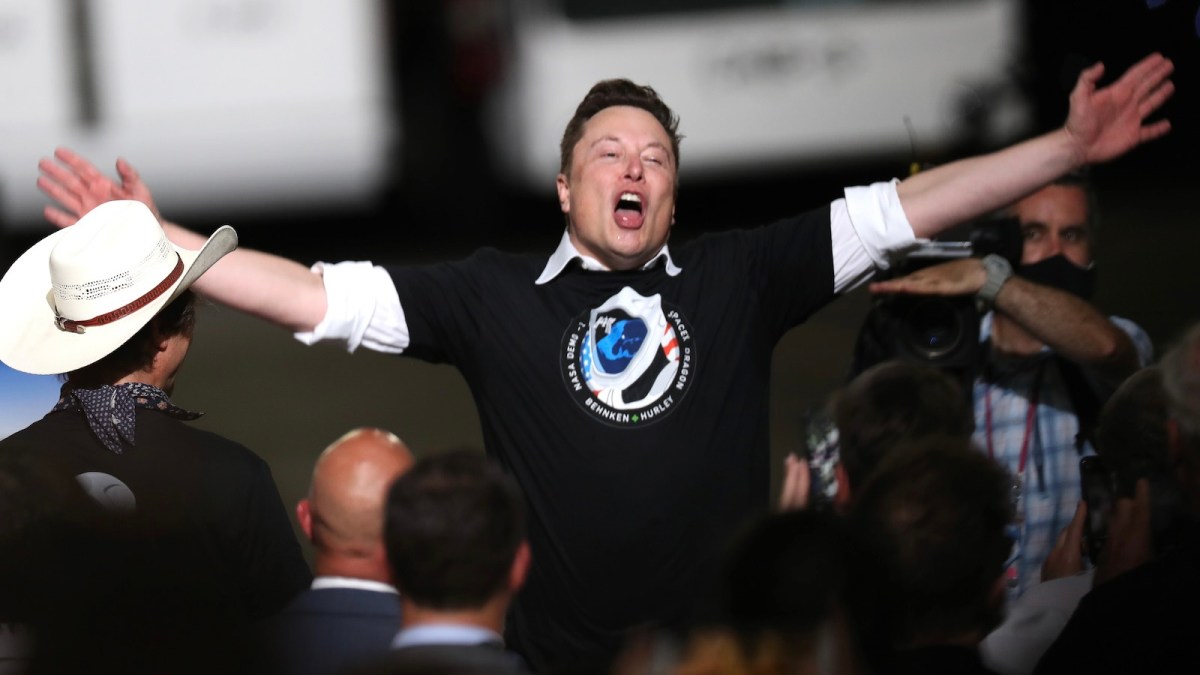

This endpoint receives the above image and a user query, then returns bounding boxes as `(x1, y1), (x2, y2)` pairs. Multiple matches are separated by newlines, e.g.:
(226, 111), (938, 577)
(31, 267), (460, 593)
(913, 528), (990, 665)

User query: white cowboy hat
(0, 200), (237, 375)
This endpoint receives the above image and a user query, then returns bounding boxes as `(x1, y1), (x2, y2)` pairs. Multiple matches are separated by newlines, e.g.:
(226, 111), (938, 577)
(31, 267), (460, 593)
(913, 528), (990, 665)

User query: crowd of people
(0, 50), (1194, 674)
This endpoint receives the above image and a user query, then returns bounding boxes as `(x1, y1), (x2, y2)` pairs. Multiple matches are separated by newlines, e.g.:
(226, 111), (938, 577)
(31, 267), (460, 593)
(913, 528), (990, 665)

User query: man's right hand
(38, 147), (162, 228)
(1042, 500), (1088, 581)
(778, 452), (811, 511)
(1093, 478), (1154, 586)
(868, 258), (986, 297)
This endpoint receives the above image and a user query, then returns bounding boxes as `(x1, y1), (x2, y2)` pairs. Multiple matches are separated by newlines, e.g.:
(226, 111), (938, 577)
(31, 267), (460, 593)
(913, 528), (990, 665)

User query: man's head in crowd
(830, 360), (974, 508)
(1161, 323), (1200, 515)
(384, 448), (529, 613)
(556, 79), (682, 271)
(297, 427), (415, 582)
(849, 436), (1013, 652)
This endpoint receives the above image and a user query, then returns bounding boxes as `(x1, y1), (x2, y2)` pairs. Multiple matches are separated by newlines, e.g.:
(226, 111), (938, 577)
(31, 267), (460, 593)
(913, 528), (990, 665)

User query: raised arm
(898, 53), (1174, 238)
(38, 147), (328, 333)
(868, 258), (1139, 383)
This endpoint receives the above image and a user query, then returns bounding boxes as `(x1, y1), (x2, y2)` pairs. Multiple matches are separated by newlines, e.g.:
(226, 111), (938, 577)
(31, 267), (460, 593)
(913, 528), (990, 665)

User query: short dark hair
(833, 360), (974, 490)
(848, 437), (1013, 646)
(559, 79), (682, 178)
(1002, 168), (1099, 238)
(1051, 167), (1100, 235)
(717, 509), (859, 637)
(66, 290), (198, 382)
(384, 449), (526, 609)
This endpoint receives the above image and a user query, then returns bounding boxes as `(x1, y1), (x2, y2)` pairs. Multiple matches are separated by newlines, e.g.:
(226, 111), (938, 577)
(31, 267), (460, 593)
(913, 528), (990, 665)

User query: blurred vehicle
(485, 0), (1033, 188)
(0, 0), (397, 232)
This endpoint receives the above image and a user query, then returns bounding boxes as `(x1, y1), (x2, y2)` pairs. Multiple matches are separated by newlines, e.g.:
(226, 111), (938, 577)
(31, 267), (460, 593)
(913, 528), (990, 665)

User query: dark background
(1, 0), (1197, 558)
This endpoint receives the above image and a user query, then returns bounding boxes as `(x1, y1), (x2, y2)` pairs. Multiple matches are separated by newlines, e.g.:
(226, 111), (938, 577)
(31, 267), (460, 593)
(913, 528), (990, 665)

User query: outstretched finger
(1121, 52), (1169, 89)
(1133, 57), (1174, 100)
(36, 175), (85, 218)
(1140, 119), (1172, 145)
(38, 157), (87, 197)
(779, 453), (811, 511)
(115, 157), (141, 185)
(1064, 499), (1087, 545)
(1073, 61), (1105, 97)
(43, 205), (81, 229)
(53, 146), (108, 186)
(1139, 80), (1175, 119)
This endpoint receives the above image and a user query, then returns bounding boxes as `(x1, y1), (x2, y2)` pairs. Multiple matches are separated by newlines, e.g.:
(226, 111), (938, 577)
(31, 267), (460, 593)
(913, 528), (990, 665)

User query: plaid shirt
(972, 314), (1152, 604)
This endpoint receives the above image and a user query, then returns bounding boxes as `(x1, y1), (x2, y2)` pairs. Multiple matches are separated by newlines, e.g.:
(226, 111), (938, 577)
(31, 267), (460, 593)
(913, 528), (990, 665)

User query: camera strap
(984, 360), (1048, 493)
(1052, 355), (1103, 455)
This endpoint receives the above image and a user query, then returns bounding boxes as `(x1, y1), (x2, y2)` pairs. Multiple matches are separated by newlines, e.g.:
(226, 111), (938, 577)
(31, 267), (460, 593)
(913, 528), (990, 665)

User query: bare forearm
(898, 129), (1083, 238)
(994, 276), (1138, 382)
(163, 220), (328, 332)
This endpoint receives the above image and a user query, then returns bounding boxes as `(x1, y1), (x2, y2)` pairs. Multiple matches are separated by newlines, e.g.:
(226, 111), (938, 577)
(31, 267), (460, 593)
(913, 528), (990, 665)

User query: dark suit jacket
(0, 408), (312, 674)
(343, 641), (531, 675)
(255, 587), (402, 675)
(1033, 532), (1200, 674)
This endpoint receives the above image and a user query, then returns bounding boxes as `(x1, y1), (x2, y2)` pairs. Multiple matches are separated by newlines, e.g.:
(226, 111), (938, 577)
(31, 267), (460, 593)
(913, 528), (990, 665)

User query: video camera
(849, 214), (1023, 382)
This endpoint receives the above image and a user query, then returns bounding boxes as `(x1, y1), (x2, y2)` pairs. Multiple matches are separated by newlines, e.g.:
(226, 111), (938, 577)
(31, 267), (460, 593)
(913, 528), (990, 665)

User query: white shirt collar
(534, 229), (682, 285)
(310, 575), (399, 594)
(391, 624), (504, 649)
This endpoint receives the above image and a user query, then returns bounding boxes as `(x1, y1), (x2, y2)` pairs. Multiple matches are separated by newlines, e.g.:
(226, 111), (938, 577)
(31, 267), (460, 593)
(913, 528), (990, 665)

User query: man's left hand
(1064, 53), (1174, 166)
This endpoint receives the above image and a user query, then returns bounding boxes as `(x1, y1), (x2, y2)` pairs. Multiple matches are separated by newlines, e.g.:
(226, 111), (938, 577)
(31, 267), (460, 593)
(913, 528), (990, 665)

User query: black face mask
(1018, 254), (1096, 299)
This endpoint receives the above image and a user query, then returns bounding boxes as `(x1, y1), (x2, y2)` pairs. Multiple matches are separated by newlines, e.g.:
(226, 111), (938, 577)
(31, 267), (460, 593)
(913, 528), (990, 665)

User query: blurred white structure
(487, 0), (1032, 187)
(0, 0), (396, 231)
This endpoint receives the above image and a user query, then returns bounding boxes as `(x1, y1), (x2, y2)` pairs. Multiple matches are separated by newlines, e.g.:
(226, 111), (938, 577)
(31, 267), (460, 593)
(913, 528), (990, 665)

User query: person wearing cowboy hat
(0, 200), (311, 674)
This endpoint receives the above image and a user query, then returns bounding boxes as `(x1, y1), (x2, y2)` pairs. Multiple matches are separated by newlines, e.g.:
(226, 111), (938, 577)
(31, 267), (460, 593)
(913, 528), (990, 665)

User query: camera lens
(901, 299), (964, 360)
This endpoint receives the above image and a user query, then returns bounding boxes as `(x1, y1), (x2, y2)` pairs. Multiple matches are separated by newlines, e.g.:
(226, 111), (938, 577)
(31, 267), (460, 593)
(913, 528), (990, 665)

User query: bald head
(303, 428), (415, 563)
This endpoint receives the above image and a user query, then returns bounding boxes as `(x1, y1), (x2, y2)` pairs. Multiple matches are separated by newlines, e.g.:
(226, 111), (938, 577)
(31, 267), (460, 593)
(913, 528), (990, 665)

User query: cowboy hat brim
(0, 217), (237, 376)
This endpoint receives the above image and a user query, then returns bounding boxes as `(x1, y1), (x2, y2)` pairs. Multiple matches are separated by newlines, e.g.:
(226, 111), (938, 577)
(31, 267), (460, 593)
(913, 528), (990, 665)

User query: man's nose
(624, 156), (643, 180)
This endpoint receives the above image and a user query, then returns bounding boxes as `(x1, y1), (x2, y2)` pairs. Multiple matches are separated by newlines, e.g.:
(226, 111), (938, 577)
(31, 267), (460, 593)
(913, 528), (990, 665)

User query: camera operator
(869, 171), (1153, 605)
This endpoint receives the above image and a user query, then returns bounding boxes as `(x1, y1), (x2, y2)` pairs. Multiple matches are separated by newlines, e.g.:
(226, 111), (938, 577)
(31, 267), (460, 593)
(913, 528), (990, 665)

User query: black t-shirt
(389, 205), (835, 670)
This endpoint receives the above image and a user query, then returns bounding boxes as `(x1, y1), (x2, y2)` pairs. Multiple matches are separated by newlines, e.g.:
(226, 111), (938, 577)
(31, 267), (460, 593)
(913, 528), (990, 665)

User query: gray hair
(1161, 323), (1200, 445)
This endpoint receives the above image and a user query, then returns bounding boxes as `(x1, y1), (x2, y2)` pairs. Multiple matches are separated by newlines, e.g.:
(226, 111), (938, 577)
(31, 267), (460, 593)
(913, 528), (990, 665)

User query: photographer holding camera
(1030, 324), (1200, 673)
(869, 171), (1153, 607)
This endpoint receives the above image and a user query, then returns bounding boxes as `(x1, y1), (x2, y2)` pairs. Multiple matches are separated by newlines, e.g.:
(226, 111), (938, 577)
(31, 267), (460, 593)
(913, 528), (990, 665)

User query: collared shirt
(310, 576), (399, 594)
(391, 624), (505, 650)
(296, 179), (918, 353)
(973, 312), (1152, 602)
(533, 231), (683, 285)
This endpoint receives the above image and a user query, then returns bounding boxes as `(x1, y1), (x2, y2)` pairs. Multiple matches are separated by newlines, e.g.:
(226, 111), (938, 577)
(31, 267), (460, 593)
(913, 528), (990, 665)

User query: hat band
(54, 254), (184, 334)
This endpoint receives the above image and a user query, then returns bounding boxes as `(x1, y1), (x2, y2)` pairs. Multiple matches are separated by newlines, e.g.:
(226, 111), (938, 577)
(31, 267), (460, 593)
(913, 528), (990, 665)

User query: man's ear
(556, 174), (571, 215)
(296, 498), (314, 543)
(510, 540), (532, 592)
(149, 317), (170, 353)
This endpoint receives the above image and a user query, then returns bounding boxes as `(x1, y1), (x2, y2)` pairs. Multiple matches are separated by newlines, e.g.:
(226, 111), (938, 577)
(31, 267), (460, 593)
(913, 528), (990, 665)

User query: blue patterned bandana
(51, 382), (202, 454)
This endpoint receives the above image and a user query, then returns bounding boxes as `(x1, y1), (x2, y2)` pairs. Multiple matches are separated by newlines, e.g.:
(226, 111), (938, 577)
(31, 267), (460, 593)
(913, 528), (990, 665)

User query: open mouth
(614, 191), (644, 228)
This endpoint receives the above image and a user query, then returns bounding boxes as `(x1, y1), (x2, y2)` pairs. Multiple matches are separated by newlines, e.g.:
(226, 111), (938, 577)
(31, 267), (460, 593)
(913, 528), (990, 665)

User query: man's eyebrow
(589, 135), (621, 149)
(588, 137), (674, 163)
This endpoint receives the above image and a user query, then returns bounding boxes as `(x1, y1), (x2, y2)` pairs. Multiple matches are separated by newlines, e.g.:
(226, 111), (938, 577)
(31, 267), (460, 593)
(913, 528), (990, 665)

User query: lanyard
(984, 361), (1047, 492)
